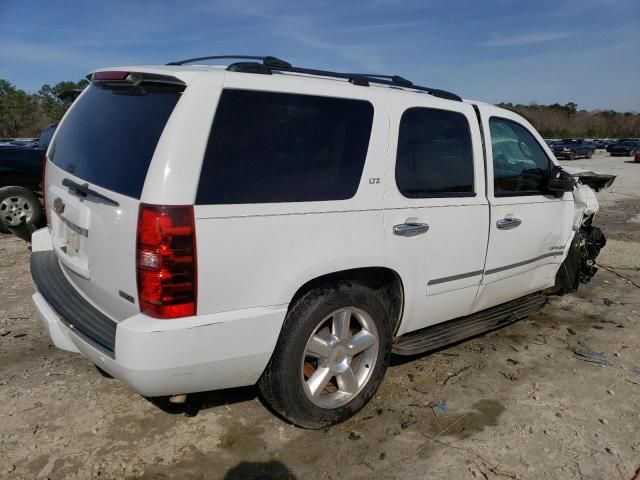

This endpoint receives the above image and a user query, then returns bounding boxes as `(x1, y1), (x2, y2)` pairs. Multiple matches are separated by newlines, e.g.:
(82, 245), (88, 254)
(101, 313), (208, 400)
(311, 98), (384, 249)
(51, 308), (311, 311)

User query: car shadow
(223, 460), (297, 480)
(148, 384), (258, 417)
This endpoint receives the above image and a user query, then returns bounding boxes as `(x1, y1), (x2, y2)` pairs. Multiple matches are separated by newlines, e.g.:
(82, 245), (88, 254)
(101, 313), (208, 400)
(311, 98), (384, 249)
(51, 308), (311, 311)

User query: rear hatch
(45, 71), (185, 321)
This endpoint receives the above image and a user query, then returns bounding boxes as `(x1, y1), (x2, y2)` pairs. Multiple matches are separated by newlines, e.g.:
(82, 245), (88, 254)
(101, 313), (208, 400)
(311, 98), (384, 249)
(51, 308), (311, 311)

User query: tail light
(42, 155), (48, 226)
(92, 71), (131, 81)
(136, 204), (197, 319)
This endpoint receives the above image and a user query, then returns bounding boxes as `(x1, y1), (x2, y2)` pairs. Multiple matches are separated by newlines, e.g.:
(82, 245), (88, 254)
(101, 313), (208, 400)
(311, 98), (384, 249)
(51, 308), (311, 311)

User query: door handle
(496, 217), (522, 229)
(393, 222), (429, 237)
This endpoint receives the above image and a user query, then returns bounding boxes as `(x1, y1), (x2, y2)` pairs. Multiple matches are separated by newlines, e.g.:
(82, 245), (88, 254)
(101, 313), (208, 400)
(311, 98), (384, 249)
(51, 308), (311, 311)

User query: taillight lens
(42, 155), (48, 226)
(92, 71), (130, 81)
(136, 204), (197, 319)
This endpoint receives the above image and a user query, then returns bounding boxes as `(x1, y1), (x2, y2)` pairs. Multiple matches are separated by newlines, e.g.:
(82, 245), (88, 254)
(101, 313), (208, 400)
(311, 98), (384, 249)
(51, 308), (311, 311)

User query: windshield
(49, 84), (182, 199)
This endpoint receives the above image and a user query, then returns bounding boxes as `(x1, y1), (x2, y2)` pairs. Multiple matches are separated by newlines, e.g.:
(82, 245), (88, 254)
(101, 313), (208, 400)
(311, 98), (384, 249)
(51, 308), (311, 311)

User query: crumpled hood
(562, 166), (616, 191)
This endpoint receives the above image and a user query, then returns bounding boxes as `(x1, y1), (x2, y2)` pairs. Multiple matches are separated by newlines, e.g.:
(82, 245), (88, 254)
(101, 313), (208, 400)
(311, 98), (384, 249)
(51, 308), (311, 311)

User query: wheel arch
(288, 267), (405, 336)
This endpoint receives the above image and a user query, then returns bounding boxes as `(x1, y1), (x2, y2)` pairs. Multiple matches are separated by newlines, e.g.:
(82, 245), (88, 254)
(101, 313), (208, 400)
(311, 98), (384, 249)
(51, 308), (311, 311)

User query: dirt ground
(1, 151), (639, 480)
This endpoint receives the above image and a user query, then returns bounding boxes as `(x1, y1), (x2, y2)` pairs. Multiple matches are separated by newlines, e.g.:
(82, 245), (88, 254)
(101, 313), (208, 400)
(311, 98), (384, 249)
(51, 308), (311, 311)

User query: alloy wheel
(0, 196), (33, 227)
(301, 307), (379, 409)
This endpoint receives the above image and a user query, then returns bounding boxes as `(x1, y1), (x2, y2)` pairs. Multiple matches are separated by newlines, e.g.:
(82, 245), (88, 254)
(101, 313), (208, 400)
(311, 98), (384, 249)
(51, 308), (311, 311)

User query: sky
(1, 0), (639, 111)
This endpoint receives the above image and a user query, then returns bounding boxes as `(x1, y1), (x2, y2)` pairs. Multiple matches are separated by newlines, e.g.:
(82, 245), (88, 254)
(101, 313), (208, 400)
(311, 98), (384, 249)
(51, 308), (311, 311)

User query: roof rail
(166, 55), (462, 101)
(347, 74), (414, 87)
(166, 55), (291, 68)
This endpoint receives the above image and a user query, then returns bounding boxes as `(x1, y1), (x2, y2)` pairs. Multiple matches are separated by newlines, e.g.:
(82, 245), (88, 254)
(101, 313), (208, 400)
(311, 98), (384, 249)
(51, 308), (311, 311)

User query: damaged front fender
(552, 225), (607, 293)
(550, 168), (614, 294)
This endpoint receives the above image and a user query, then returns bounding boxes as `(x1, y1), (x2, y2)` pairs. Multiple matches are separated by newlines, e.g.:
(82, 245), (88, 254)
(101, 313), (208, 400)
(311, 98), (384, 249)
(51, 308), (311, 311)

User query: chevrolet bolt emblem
(53, 197), (65, 215)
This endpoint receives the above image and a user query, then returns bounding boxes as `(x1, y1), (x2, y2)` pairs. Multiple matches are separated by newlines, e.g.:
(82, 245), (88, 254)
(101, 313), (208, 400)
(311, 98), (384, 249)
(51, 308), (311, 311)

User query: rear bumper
(30, 228), (287, 396)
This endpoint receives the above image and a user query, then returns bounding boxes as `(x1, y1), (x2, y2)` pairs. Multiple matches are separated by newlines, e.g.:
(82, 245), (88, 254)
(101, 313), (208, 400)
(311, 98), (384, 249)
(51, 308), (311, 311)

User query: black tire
(259, 281), (392, 429)
(0, 186), (44, 233)
(586, 150), (593, 159)
(569, 151), (576, 160)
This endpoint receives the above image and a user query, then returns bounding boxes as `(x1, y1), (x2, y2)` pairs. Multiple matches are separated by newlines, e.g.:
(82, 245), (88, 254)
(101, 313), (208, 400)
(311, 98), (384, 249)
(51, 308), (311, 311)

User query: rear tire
(586, 150), (593, 159)
(259, 281), (392, 428)
(569, 151), (576, 160)
(0, 187), (43, 232)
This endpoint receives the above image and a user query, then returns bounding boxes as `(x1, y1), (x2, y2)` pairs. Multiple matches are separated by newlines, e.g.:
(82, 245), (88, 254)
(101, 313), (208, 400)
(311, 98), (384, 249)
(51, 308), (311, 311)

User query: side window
(196, 89), (374, 204)
(395, 107), (474, 198)
(489, 117), (551, 196)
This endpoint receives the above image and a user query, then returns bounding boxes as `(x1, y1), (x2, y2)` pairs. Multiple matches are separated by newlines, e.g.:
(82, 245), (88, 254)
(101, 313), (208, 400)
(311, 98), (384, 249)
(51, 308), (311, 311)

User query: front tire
(259, 282), (392, 428)
(569, 151), (576, 160)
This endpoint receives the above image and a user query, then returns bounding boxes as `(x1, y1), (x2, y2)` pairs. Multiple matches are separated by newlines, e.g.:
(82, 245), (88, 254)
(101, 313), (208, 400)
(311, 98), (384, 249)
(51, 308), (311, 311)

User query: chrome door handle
(393, 222), (429, 237)
(496, 217), (522, 229)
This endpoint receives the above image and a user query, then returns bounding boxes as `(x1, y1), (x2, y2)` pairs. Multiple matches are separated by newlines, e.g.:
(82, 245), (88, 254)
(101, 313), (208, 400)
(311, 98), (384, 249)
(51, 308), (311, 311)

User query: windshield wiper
(62, 178), (120, 207)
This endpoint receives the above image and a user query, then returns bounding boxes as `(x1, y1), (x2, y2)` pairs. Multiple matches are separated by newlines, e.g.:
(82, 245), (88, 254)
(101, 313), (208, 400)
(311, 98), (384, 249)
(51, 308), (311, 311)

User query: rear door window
(49, 84), (182, 199)
(196, 89), (374, 204)
(395, 107), (474, 198)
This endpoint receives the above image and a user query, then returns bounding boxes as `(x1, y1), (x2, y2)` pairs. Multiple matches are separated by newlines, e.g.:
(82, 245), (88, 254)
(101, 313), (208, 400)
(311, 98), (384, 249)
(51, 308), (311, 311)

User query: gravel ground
(1, 151), (639, 480)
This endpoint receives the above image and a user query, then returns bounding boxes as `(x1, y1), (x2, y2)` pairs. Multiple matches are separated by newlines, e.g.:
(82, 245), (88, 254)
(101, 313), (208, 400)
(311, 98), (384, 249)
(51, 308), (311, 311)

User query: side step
(393, 292), (547, 356)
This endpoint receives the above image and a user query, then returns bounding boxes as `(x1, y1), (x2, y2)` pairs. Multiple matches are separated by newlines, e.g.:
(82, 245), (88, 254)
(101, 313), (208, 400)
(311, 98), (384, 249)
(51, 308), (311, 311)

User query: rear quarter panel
(0, 147), (44, 188)
(191, 73), (390, 314)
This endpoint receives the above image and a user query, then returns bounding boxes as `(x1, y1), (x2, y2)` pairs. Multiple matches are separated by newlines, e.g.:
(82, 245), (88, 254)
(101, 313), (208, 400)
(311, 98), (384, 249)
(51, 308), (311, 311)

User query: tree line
(0, 78), (88, 138)
(498, 102), (640, 138)
(1, 77), (638, 139)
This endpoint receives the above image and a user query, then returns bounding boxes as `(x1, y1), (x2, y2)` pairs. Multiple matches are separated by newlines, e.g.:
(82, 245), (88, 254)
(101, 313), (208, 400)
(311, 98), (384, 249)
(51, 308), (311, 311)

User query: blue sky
(1, 0), (638, 111)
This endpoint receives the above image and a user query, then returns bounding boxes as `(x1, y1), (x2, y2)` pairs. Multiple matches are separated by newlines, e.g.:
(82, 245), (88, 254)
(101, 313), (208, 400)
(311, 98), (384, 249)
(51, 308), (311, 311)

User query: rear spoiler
(58, 89), (83, 106)
(87, 71), (185, 89)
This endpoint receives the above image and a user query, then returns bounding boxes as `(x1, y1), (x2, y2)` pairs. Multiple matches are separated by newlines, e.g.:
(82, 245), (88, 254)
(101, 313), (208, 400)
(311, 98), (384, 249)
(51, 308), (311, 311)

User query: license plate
(66, 228), (81, 256)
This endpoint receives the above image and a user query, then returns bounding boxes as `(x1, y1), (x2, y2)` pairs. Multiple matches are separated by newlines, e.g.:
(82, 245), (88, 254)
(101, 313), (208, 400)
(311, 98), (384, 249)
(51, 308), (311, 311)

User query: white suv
(30, 56), (610, 428)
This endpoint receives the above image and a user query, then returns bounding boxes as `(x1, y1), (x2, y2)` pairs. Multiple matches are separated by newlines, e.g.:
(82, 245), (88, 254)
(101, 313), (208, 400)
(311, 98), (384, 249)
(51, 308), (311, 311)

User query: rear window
(49, 84), (182, 199)
(196, 89), (374, 205)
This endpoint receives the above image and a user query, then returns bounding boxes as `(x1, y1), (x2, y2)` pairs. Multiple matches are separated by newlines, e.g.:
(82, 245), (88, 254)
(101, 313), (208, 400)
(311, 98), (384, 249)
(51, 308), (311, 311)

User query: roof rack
(165, 55), (462, 101)
(166, 55), (291, 68)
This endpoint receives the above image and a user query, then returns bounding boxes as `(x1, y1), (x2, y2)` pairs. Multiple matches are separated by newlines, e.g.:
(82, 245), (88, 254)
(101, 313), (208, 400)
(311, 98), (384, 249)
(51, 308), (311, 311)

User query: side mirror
(547, 165), (576, 195)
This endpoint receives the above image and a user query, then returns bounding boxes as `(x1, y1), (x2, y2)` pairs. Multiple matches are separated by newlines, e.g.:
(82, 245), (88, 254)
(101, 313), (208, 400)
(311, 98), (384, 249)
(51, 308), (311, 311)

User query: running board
(393, 293), (547, 356)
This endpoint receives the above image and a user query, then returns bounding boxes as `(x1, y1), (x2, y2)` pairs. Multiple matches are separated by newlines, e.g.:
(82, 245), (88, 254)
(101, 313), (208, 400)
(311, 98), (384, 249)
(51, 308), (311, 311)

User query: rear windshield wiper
(62, 178), (120, 207)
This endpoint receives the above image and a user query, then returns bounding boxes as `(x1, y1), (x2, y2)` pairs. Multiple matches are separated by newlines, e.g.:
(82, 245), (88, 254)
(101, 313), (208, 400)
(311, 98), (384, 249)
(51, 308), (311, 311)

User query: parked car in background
(4, 138), (39, 148)
(610, 140), (640, 157)
(606, 138), (638, 152)
(594, 139), (609, 149)
(30, 56), (612, 428)
(0, 125), (55, 234)
(552, 139), (596, 160)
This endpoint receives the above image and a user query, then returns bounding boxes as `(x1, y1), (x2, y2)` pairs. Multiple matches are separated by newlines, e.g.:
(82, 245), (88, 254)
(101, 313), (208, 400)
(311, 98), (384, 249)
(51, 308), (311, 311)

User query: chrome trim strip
(428, 269), (484, 285)
(428, 251), (564, 286)
(484, 251), (564, 275)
